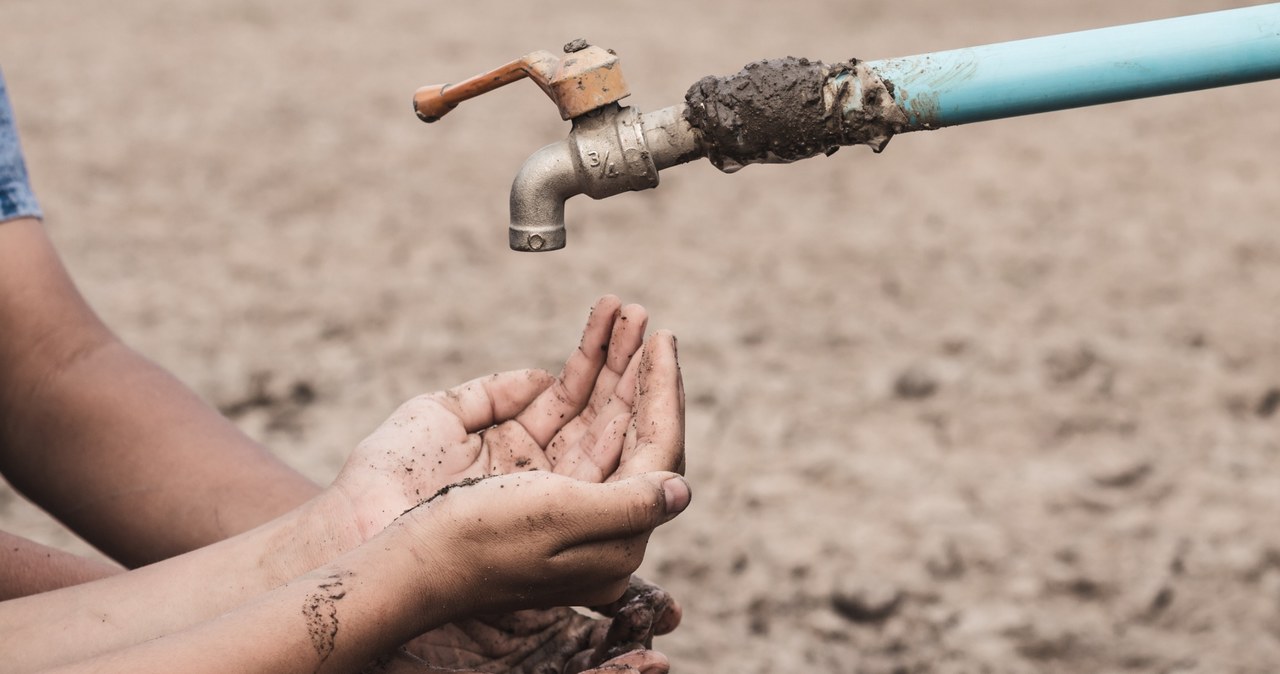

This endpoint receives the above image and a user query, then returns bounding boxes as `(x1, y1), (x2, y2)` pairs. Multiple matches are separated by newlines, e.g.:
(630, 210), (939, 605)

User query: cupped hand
(454, 300), (687, 486)
(327, 295), (689, 673)
(390, 469), (689, 615)
(329, 295), (652, 542)
(546, 325), (686, 486)
(388, 323), (690, 673)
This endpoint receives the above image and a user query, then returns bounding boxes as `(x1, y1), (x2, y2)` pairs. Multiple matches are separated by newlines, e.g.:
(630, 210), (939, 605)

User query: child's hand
(545, 327), (685, 485)
(309, 294), (689, 671)
(327, 296), (652, 542)
(389, 469), (691, 616)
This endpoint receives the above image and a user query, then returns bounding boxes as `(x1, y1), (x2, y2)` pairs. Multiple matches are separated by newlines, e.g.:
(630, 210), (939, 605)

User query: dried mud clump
(683, 56), (906, 171)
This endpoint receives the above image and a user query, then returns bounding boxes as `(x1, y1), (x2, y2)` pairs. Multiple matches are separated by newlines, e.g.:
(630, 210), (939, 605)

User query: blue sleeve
(0, 68), (43, 222)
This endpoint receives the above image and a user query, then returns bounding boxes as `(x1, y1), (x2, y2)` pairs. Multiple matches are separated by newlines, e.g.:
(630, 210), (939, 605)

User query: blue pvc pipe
(866, 3), (1280, 130)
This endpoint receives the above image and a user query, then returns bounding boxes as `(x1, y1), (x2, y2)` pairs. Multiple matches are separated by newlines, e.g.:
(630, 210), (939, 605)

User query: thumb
(567, 472), (692, 545)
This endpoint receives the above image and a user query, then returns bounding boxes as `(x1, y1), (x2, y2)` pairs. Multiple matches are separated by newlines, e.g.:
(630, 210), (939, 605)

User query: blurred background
(3, 0), (1279, 671)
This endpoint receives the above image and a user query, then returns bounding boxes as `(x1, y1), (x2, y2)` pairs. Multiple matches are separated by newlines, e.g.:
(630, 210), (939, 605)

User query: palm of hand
(333, 297), (653, 542)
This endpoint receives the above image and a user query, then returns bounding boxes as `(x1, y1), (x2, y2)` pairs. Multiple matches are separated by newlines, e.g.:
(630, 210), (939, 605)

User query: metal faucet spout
(414, 42), (708, 252)
(508, 140), (579, 252)
(508, 103), (705, 252)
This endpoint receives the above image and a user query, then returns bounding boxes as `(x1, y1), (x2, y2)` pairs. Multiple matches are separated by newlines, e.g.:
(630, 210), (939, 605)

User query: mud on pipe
(681, 3), (1280, 171)
(504, 56), (910, 252)
(681, 56), (909, 173)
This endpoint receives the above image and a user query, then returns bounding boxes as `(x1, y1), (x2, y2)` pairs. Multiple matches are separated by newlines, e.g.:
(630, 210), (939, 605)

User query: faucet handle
(414, 42), (631, 123)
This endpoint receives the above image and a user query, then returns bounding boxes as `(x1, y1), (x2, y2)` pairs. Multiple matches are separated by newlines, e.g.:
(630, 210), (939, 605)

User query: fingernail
(662, 476), (691, 517)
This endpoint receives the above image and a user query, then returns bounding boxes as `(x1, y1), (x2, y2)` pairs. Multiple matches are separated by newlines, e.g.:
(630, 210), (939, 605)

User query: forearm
(0, 489), (365, 671)
(2, 338), (321, 563)
(0, 218), (319, 565)
(0, 531), (123, 601)
(36, 540), (446, 674)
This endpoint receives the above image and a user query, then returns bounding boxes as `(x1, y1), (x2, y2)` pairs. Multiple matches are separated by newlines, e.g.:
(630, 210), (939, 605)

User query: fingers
(581, 577), (681, 670)
(589, 649), (671, 674)
(556, 411), (629, 482)
(612, 338), (644, 409)
(613, 331), (685, 480)
(551, 318), (671, 482)
(591, 576), (683, 636)
(516, 296), (623, 446)
(600, 596), (658, 653)
(427, 369), (555, 434)
(558, 472), (692, 547)
(652, 591), (683, 636)
(606, 303), (650, 381)
(550, 304), (648, 476)
(405, 471), (690, 623)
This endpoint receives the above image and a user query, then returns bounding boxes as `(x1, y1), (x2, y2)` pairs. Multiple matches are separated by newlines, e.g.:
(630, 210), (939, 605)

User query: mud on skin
(303, 571), (352, 670)
(683, 56), (906, 171)
(399, 475), (492, 517)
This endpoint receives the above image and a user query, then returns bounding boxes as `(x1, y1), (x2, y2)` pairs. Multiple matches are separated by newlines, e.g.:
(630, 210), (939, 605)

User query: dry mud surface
(3, 1), (1280, 672)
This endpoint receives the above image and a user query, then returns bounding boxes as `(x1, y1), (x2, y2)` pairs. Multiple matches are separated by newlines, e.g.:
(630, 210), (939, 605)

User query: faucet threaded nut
(509, 225), (566, 252)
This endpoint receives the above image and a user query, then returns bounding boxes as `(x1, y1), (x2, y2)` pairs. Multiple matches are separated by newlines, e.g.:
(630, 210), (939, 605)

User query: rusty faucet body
(506, 102), (701, 251)
(413, 40), (702, 251)
(415, 4), (1280, 251)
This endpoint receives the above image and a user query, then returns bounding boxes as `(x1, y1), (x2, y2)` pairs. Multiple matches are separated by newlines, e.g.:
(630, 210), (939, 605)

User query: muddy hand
(397, 576), (681, 674)
(327, 295), (645, 541)
(509, 295), (649, 482)
(395, 577), (679, 674)
(569, 576), (683, 672)
(393, 469), (690, 614)
(521, 302), (686, 485)
(365, 646), (669, 674)
(380, 469), (690, 664)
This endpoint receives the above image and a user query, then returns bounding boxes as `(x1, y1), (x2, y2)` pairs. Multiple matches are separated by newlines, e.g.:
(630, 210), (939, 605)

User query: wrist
(257, 490), (369, 587)
(358, 516), (469, 626)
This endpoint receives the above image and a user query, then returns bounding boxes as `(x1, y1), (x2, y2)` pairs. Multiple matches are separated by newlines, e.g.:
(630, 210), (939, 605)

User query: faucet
(413, 40), (703, 252)
(417, 5), (1280, 252)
